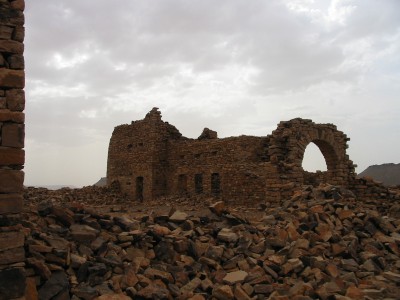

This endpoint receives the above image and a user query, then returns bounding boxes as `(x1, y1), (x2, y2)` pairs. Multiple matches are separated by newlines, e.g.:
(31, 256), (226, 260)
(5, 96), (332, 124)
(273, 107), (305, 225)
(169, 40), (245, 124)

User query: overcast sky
(24, 0), (400, 187)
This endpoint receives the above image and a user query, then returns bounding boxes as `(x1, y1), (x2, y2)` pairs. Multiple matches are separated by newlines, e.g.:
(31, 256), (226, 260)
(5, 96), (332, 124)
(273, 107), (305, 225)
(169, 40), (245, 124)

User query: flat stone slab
(223, 270), (248, 284)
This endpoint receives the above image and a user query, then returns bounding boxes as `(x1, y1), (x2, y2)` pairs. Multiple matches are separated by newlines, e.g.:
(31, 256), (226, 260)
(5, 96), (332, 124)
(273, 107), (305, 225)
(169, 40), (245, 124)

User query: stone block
(0, 25), (13, 39)
(11, 0), (25, 11)
(0, 267), (26, 299)
(7, 54), (24, 69)
(0, 170), (24, 193)
(0, 68), (24, 88)
(1, 123), (24, 147)
(0, 109), (24, 123)
(6, 88), (25, 111)
(0, 193), (23, 214)
(38, 271), (69, 300)
(0, 7), (24, 26)
(0, 147), (24, 165)
(0, 230), (24, 251)
(0, 39), (24, 54)
(0, 246), (25, 265)
(0, 96), (5, 109)
(12, 25), (25, 42)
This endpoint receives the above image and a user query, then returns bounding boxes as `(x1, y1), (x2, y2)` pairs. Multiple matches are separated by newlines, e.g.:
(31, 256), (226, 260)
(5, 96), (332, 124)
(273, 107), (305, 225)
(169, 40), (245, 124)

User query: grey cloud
(23, 0), (400, 186)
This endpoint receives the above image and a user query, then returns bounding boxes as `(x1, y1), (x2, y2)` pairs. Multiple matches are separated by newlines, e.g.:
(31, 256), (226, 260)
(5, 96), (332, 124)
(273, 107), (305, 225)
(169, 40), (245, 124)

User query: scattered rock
(209, 201), (225, 216)
(18, 183), (400, 299)
(223, 270), (248, 284)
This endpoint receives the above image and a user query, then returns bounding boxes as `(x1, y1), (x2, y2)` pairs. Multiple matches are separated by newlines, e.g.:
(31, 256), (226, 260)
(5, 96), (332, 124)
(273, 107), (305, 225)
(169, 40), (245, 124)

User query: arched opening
(302, 142), (330, 186)
(302, 143), (327, 172)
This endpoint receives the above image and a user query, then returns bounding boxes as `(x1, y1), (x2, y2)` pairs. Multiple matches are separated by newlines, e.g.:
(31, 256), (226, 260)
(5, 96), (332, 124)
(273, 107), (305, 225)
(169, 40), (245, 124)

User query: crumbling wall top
(144, 107), (162, 122)
(198, 128), (218, 140)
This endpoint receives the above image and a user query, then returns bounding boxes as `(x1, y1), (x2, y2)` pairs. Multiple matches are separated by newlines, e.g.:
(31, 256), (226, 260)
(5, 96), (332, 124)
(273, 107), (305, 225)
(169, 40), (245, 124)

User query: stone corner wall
(0, 0), (26, 299)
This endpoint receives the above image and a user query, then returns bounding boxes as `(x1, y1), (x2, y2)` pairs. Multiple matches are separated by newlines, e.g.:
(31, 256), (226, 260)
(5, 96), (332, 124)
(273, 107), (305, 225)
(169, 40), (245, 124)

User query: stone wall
(107, 108), (357, 204)
(166, 136), (267, 202)
(0, 0), (26, 299)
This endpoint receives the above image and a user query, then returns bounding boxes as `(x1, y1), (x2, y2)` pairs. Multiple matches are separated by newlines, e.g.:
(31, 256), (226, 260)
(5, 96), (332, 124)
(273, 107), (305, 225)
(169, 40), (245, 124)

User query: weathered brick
(11, 0), (25, 11)
(0, 96), (5, 109)
(0, 193), (23, 214)
(0, 170), (24, 193)
(0, 147), (24, 165)
(0, 246), (25, 265)
(0, 68), (24, 88)
(0, 230), (24, 251)
(0, 52), (4, 66)
(12, 25), (24, 42)
(0, 7), (24, 26)
(0, 109), (24, 123)
(1, 123), (24, 147)
(5, 88), (24, 111)
(0, 39), (23, 54)
(7, 54), (24, 69)
(0, 25), (13, 39)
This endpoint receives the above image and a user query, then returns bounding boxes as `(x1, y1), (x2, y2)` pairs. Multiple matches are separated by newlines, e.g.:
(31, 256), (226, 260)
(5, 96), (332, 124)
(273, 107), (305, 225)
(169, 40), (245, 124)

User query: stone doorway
(178, 174), (187, 194)
(136, 176), (144, 201)
(211, 173), (220, 196)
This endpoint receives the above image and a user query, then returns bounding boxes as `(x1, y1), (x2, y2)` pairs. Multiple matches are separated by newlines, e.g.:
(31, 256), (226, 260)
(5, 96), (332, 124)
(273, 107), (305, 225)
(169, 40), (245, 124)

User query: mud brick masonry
(0, 0), (26, 299)
(107, 108), (357, 203)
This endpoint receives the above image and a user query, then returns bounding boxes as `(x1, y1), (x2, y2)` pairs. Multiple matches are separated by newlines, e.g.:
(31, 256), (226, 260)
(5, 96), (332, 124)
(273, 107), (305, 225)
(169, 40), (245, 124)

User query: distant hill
(94, 177), (107, 187)
(358, 163), (400, 186)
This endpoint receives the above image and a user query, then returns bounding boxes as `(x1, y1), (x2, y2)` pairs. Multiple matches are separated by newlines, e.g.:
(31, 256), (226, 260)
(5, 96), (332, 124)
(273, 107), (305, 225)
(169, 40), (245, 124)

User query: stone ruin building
(107, 108), (357, 203)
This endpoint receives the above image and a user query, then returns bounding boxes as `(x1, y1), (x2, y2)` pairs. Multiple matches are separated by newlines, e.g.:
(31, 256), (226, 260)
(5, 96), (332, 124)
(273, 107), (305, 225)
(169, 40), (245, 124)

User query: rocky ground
(20, 184), (400, 300)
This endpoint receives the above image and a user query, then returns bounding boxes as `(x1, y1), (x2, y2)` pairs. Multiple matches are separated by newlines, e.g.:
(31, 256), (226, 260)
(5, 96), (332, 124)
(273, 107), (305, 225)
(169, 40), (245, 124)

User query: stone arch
(268, 118), (356, 187)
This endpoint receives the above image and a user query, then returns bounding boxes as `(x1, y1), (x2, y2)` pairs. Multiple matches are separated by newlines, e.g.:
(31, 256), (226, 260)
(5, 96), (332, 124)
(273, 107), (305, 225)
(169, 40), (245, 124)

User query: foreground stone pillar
(0, 0), (26, 299)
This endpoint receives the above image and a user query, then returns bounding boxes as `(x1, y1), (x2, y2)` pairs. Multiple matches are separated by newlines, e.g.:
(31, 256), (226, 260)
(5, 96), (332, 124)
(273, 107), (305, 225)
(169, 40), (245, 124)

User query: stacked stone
(0, 1), (26, 299)
(0, 0), (25, 212)
(351, 176), (399, 202)
(23, 184), (129, 206)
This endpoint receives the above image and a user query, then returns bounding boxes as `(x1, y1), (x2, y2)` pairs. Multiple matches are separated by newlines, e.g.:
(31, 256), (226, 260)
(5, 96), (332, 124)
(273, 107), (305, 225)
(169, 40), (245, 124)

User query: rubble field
(14, 184), (400, 299)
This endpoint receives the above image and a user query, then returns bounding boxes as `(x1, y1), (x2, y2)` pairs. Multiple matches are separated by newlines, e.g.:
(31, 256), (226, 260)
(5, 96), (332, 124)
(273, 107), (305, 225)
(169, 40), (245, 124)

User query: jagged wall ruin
(107, 108), (357, 203)
(0, 0), (26, 298)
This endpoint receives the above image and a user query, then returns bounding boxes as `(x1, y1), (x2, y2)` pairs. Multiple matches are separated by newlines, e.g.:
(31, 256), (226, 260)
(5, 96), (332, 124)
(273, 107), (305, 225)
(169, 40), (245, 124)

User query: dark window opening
(136, 176), (144, 201)
(211, 173), (220, 196)
(161, 179), (167, 189)
(127, 144), (133, 150)
(195, 174), (203, 194)
(138, 142), (144, 147)
(195, 153), (201, 158)
(211, 151), (218, 156)
(178, 174), (187, 194)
